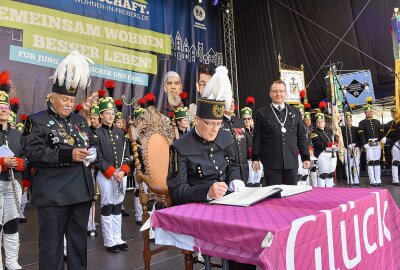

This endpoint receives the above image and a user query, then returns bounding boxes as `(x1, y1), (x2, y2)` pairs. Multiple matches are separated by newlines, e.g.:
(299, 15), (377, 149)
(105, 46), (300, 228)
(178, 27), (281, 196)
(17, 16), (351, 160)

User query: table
(151, 188), (400, 269)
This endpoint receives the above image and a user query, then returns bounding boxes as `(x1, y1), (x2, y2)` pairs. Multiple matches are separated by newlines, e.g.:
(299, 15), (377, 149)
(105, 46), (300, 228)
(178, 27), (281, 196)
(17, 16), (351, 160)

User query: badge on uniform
(169, 149), (179, 174)
(78, 131), (88, 143)
(48, 133), (56, 148)
(23, 117), (32, 136)
(67, 136), (75, 146)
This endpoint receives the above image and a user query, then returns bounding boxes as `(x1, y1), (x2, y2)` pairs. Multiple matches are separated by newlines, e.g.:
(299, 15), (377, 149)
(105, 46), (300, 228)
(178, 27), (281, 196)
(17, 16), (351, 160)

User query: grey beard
(168, 93), (181, 107)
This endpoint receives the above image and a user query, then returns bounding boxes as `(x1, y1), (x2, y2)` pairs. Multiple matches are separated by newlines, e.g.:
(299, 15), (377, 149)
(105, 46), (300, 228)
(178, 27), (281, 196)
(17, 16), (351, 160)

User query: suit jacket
(252, 104), (310, 169)
(21, 109), (96, 207)
(167, 129), (242, 205)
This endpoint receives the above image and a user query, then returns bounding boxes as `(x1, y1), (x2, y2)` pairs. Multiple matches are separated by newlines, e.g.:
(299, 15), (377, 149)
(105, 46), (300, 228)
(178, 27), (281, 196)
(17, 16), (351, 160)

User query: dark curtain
(233, 0), (396, 109)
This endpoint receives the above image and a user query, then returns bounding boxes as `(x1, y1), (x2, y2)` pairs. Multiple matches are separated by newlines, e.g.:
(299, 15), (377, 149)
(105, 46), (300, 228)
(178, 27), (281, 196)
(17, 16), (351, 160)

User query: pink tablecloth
(151, 188), (400, 269)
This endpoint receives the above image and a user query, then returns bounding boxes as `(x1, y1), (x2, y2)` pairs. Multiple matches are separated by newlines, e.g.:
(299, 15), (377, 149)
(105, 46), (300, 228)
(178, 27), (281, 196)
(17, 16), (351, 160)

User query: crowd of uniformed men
(0, 50), (399, 270)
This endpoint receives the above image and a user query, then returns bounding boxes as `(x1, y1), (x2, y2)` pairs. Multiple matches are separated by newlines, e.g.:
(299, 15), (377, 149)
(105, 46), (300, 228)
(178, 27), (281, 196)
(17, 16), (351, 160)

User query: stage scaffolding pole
(222, 0), (239, 109)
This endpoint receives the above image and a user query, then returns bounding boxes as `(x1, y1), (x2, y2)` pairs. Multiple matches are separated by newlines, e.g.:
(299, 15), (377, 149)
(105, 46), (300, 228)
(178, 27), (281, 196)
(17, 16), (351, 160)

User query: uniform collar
(193, 127), (210, 144)
(102, 123), (114, 130)
(178, 128), (188, 135)
(48, 107), (71, 120)
(272, 102), (286, 110)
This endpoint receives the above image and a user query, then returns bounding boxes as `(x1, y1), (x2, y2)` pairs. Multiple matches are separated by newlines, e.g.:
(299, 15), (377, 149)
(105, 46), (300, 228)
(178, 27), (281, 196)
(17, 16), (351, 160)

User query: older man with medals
(21, 51), (98, 270)
(252, 79), (310, 186)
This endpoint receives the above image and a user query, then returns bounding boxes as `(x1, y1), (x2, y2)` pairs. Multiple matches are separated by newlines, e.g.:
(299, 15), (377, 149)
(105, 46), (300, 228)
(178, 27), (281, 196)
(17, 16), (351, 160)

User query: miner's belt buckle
(368, 139), (378, 147)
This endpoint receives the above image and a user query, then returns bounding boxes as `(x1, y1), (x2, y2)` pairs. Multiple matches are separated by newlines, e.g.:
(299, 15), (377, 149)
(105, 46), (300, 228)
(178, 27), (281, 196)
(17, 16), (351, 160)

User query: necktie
(277, 105), (281, 111)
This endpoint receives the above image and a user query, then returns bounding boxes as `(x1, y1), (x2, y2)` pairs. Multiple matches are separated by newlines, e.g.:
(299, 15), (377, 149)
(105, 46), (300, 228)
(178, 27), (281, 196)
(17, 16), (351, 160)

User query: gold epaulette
(357, 130), (364, 133)
(310, 133), (318, 139)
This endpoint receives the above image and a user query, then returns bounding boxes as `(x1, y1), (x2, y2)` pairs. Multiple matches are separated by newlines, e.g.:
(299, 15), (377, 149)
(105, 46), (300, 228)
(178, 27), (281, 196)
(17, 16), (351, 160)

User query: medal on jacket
(67, 136), (75, 146)
(270, 104), (288, 133)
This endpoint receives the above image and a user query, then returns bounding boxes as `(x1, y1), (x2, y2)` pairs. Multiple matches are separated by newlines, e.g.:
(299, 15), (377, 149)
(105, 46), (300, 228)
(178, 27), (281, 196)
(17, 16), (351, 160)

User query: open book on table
(208, 185), (312, 207)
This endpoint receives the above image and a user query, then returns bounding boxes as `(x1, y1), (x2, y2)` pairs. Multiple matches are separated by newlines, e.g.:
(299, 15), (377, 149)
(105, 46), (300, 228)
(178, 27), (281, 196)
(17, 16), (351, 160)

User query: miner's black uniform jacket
(358, 118), (383, 146)
(341, 125), (361, 148)
(0, 125), (26, 182)
(222, 115), (250, 183)
(21, 108), (96, 207)
(310, 128), (334, 158)
(94, 124), (131, 179)
(167, 129), (242, 206)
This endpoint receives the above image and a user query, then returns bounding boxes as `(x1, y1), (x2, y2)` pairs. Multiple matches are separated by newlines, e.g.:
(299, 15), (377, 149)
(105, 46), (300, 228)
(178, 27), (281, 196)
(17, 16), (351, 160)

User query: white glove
(364, 143), (370, 150)
(86, 147), (97, 162)
(83, 147), (97, 166)
(229, 179), (245, 192)
(381, 137), (387, 144)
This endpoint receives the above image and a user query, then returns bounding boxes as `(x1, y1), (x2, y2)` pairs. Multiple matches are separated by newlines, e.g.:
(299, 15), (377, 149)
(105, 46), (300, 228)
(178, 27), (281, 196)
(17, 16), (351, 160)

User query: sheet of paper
(0, 145), (15, 157)
(209, 186), (282, 207)
(209, 185), (313, 207)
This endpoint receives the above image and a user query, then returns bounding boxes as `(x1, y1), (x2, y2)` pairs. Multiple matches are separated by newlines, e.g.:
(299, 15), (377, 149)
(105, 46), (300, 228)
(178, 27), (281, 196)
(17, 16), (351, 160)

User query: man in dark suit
(251, 79), (310, 185)
(22, 52), (97, 270)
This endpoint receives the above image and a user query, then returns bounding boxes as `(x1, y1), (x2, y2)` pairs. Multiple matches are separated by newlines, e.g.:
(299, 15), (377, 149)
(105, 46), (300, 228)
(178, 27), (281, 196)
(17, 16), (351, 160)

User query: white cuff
(229, 179), (245, 192)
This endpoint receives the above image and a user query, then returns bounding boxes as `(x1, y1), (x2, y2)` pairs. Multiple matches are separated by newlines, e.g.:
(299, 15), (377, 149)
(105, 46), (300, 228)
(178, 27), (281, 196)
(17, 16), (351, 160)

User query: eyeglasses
(243, 118), (251, 120)
(200, 118), (224, 128)
(0, 105), (10, 111)
(270, 89), (286, 94)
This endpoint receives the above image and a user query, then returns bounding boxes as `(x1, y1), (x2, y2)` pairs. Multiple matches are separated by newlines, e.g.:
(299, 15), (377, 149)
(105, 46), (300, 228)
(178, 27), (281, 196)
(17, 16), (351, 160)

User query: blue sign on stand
(338, 70), (375, 105)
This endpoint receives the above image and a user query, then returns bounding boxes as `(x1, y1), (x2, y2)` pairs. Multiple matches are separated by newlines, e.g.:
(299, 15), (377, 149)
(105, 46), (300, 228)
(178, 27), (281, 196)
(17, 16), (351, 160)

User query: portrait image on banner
(280, 69), (305, 104)
(0, 0), (223, 115)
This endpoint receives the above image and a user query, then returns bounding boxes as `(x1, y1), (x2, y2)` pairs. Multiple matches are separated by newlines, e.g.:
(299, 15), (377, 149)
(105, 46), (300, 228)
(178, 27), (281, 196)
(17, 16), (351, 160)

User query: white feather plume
(201, 66), (232, 110)
(52, 51), (94, 91)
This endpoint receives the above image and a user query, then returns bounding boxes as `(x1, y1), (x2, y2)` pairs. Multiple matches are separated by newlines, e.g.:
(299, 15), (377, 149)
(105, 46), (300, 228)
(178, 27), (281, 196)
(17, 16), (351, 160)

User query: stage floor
(17, 174), (400, 270)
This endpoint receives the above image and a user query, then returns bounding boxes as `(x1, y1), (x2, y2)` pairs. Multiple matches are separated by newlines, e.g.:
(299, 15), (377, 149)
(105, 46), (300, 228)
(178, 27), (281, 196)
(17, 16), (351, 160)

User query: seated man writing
(167, 66), (254, 270)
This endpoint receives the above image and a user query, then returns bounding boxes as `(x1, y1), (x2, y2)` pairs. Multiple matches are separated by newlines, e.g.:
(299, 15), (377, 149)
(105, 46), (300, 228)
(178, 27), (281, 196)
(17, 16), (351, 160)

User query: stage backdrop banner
(0, 0), (223, 116)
